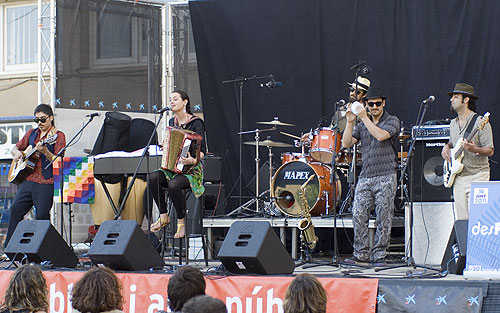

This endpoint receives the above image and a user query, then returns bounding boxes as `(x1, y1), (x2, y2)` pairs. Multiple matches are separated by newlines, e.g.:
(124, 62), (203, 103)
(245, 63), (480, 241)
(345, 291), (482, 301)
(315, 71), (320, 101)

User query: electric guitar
(8, 134), (58, 185)
(443, 112), (490, 188)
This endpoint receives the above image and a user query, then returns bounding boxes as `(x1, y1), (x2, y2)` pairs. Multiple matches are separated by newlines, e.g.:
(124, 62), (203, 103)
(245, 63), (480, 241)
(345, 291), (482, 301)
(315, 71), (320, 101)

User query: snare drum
(310, 128), (342, 163)
(281, 152), (313, 165)
(271, 161), (341, 217)
(336, 148), (362, 167)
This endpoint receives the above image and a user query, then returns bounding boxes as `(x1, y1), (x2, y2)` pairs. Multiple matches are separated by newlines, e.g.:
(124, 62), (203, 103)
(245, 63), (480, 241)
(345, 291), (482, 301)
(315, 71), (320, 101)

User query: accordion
(161, 126), (202, 174)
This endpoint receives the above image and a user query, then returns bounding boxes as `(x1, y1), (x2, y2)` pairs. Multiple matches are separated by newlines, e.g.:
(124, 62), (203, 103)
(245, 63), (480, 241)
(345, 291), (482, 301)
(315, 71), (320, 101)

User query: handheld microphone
(85, 112), (100, 118)
(335, 99), (346, 109)
(422, 95), (435, 104)
(156, 106), (171, 114)
(260, 79), (283, 89)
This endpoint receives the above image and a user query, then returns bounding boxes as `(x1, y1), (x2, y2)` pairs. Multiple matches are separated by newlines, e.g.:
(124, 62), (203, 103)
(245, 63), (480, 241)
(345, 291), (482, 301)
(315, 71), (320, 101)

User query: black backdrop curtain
(190, 0), (500, 210)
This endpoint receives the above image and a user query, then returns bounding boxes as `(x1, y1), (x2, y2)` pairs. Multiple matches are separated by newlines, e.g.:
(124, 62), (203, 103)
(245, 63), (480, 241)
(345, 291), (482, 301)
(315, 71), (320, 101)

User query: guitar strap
(463, 113), (479, 139)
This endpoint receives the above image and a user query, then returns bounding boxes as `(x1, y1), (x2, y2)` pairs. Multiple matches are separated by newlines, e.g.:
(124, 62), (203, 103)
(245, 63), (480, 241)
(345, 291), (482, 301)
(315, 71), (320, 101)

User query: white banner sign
(0, 123), (34, 160)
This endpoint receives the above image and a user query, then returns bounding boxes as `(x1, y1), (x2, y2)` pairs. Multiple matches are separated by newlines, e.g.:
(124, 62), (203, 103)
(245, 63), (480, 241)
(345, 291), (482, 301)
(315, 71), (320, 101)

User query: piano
(94, 155), (162, 175)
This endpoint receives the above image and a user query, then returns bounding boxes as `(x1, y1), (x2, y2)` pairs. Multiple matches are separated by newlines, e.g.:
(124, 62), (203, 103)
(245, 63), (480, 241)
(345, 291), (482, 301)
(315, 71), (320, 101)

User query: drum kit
(234, 117), (354, 218)
(235, 117), (411, 218)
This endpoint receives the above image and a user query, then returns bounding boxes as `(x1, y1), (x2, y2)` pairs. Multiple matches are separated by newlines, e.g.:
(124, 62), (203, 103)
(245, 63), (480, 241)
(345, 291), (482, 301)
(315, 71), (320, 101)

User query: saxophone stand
(295, 231), (319, 267)
(374, 99), (442, 276)
(227, 126), (275, 216)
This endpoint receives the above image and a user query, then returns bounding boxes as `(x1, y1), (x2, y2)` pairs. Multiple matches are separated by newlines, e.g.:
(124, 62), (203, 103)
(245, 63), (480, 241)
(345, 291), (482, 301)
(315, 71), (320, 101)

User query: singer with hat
(441, 83), (494, 220)
(341, 86), (400, 266)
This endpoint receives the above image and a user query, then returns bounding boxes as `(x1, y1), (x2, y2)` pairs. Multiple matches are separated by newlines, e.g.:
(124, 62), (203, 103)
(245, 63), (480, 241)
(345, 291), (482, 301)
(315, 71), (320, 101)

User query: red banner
(0, 270), (377, 313)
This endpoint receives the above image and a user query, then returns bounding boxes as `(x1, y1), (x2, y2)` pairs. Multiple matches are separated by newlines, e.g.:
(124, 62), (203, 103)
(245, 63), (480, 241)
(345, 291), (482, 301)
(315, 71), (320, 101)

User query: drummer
(334, 76), (371, 130)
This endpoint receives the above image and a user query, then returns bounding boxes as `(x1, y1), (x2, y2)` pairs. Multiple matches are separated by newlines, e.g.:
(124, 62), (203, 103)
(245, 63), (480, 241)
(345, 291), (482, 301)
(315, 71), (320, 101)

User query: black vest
(28, 129), (56, 180)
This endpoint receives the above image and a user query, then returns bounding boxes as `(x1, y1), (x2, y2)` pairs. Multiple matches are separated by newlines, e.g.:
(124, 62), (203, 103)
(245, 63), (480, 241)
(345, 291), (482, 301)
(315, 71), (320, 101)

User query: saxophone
(297, 175), (318, 250)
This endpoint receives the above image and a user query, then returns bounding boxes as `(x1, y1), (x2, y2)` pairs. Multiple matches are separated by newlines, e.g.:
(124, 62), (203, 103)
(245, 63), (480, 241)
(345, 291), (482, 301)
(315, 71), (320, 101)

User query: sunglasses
(34, 116), (49, 123)
(366, 101), (383, 107)
(349, 87), (363, 95)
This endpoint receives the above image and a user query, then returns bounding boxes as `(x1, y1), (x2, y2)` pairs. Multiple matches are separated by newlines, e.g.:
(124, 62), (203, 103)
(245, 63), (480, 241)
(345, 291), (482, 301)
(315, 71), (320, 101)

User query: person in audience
(167, 265), (206, 312)
(0, 264), (49, 313)
(71, 266), (124, 313)
(283, 273), (327, 313)
(182, 295), (227, 313)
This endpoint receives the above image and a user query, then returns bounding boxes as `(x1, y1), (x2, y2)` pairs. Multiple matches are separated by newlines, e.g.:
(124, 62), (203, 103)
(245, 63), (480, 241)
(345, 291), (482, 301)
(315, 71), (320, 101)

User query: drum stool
(160, 188), (209, 266)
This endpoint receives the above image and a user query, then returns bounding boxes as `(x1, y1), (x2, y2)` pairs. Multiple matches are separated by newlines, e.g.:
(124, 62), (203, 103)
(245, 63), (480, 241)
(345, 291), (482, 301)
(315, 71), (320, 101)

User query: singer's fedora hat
(447, 83), (479, 100)
(365, 86), (385, 100)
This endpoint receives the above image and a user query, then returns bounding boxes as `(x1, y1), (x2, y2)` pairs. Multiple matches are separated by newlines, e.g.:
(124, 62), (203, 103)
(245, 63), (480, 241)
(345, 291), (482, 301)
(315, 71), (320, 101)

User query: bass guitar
(8, 134), (58, 185)
(443, 112), (490, 188)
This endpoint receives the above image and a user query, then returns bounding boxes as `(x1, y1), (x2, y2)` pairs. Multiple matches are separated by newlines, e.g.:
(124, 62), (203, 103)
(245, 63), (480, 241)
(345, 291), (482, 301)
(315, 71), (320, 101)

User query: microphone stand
(222, 74), (273, 208)
(46, 114), (99, 248)
(113, 113), (163, 222)
(375, 99), (441, 275)
(302, 103), (342, 269)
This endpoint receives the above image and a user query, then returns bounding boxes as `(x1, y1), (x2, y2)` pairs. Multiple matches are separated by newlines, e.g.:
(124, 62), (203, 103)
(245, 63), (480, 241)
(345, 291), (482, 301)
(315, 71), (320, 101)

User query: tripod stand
(222, 74), (274, 208)
(46, 114), (99, 247)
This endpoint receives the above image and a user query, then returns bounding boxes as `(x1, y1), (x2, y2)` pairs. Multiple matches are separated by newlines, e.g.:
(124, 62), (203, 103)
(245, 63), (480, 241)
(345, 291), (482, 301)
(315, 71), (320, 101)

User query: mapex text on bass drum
(271, 161), (341, 217)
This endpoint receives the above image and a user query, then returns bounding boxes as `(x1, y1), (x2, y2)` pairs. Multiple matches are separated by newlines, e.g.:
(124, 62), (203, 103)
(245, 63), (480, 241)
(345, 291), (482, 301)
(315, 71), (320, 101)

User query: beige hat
(346, 76), (371, 92)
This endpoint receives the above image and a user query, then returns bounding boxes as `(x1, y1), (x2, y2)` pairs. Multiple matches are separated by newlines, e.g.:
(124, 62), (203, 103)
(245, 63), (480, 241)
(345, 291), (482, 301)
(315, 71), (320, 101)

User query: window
(90, 11), (148, 67)
(2, 3), (38, 72)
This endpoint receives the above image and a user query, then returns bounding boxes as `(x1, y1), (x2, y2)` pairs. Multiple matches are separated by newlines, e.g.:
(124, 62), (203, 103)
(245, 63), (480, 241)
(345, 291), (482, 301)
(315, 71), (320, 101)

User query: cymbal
(244, 139), (293, 148)
(257, 119), (295, 127)
(398, 131), (411, 140)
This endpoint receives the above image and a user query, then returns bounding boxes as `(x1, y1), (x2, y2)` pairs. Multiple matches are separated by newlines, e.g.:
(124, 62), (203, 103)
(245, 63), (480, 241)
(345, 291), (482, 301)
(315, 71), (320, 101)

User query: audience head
(71, 266), (124, 313)
(283, 273), (327, 313)
(167, 265), (206, 311)
(1, 264), (49, 312)
(182, 295), (227, 313)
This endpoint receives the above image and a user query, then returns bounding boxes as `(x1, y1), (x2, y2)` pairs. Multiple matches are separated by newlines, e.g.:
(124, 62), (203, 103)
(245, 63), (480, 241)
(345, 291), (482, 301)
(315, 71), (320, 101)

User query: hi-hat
(257, 119), (295, 127)
(398, 131), (411, 140)
(244, 140), (293, 148)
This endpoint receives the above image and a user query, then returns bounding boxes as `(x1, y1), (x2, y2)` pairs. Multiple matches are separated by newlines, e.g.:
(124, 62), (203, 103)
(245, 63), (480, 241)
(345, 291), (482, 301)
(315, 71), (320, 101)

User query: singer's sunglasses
(34, 116), (49, 123)
(349, 87), (363, 95)
(366, 101), (383, 107)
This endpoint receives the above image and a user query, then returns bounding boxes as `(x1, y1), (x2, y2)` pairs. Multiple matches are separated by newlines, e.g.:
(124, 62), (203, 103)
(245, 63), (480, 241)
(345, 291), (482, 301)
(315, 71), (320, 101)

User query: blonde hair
(283, 273), (327, 313)
(1, 264), (49, 312)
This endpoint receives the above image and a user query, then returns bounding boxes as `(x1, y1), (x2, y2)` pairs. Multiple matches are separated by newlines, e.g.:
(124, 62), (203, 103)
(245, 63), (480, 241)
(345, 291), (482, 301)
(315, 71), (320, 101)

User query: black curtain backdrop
(190, 0), (500, 210)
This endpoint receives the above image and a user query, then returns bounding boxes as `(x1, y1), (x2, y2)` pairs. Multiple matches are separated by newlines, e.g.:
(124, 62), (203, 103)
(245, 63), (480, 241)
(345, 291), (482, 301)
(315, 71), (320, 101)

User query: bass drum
(271, 161), (341, 217)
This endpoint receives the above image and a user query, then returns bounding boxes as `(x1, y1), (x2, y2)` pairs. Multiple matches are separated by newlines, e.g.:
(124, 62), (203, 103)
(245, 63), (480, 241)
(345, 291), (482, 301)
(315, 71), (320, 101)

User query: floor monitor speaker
(5, 220), (78, 268)
(441, 219), (468, 274)
(218, 221), (295, 274)
(88, 220), (164, 271)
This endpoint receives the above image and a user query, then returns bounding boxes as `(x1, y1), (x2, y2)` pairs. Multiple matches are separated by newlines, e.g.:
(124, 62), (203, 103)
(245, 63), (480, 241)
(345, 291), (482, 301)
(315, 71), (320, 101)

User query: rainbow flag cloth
(53, 156), (95, 204)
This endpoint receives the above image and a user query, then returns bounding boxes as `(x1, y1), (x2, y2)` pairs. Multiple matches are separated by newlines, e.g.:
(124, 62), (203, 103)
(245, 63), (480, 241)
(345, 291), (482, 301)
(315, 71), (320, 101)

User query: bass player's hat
(447, 83), (479, 100)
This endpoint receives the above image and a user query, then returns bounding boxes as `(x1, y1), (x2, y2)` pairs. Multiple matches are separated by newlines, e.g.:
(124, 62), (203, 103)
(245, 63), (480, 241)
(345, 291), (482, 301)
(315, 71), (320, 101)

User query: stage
(0, 258), (494, 313)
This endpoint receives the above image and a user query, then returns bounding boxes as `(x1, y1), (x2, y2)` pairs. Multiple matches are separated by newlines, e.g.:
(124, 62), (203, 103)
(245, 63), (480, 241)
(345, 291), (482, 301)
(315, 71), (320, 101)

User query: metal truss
(37, 0), (56, 109)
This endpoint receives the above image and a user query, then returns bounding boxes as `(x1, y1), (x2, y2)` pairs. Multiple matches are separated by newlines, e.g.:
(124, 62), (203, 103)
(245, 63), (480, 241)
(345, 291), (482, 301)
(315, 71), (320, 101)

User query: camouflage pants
(352, 173), (397, 261)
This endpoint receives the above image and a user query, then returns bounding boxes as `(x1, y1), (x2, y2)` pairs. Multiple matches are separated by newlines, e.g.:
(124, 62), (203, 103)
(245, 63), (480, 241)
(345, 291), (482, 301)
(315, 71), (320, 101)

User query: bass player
(441, 83), (494, 220)
(4, 104), (66, 248)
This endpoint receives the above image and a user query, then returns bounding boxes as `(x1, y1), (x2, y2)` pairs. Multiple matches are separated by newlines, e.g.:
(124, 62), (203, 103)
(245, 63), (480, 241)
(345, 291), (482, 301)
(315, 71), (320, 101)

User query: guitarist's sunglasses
(34, 116), (49, 123)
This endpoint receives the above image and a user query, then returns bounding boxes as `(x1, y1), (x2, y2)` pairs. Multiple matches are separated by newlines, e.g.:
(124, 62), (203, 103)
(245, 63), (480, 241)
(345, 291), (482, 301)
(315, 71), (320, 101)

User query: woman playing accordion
(148, 90), (206, 238)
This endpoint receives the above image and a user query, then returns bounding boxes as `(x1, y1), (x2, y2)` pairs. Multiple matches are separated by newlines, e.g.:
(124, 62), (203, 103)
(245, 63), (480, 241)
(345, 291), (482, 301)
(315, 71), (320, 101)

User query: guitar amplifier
(411, 125), (453, 202)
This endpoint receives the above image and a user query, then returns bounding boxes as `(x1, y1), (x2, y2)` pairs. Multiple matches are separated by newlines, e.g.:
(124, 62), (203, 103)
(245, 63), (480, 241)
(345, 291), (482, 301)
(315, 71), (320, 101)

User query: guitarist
(441, 83), (494, 220)
(4, 104), (66, 248)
